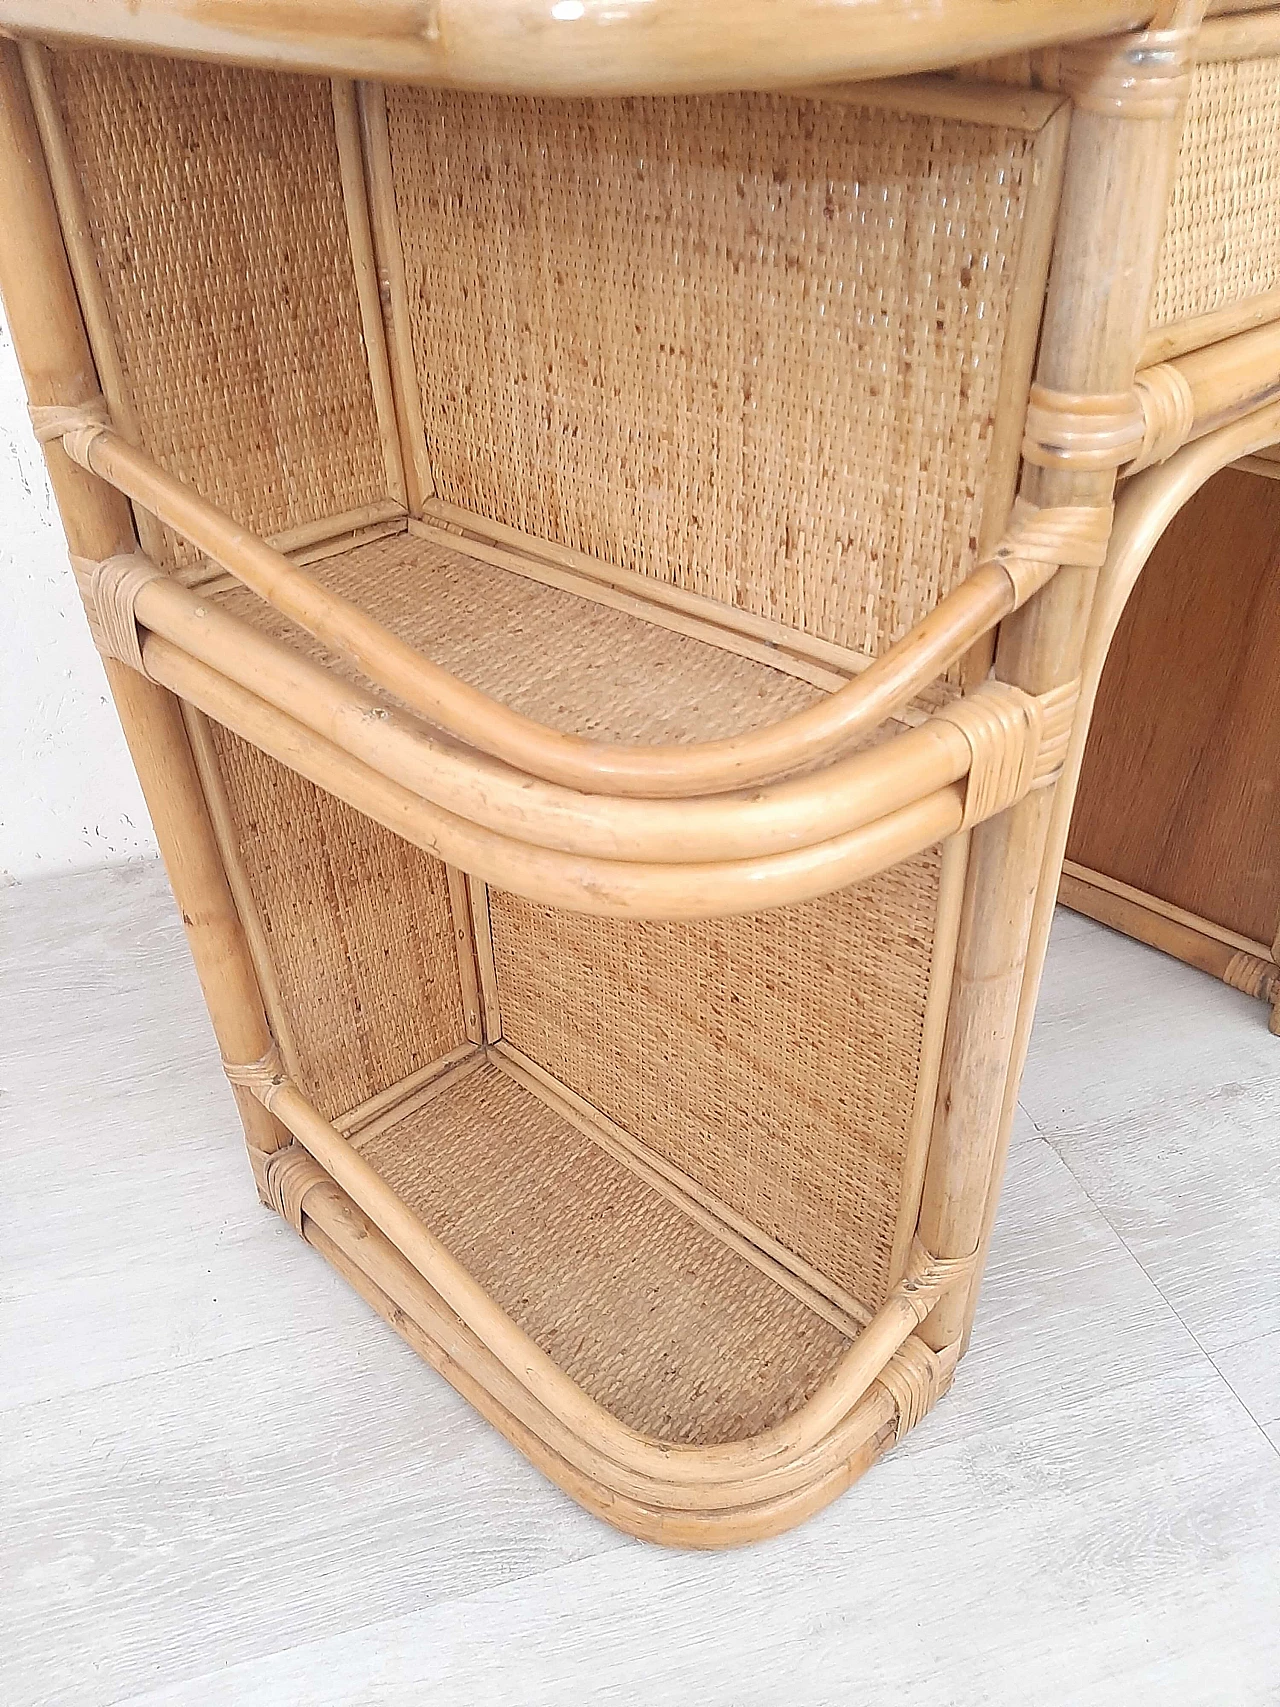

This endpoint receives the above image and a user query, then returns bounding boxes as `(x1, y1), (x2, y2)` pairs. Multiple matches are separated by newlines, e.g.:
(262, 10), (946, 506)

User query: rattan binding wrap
(46, 51), (392, 569)
(1151, 52), (1280, 331)
(385, 88), (1042, 660)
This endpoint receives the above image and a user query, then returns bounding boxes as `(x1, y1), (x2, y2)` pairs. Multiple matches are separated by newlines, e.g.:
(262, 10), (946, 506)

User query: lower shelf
(350, 1058), (853, 1446)
(257, 1048), (960, 1546)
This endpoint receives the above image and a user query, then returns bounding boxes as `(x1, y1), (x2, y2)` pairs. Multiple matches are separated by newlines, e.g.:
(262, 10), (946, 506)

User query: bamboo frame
(1140, 287), (1280, 366)
(355, 80), (434, 516)
(127, 569), (975, 867)
(958, 397), (1280, 1341)
(1060, 864), (1280, 1026)
(330, 77), (408, 511)
(134, 634), (972, 921)
(7, 0), (1270, 1547)
(0, 1), (1162, 96)
(236, 1061), (970, 1506)
(0, 37), (291, 1181)
(920, 7), (1205, 1354)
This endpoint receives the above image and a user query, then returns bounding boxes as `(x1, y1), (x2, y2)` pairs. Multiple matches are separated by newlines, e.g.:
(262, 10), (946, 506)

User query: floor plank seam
(1031, 1129), (1280, 1458)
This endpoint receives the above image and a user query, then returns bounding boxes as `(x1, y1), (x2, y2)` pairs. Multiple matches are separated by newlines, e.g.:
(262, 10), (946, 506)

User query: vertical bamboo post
(918, 10), (1203, 1352)
(0, 40), (289, 1184)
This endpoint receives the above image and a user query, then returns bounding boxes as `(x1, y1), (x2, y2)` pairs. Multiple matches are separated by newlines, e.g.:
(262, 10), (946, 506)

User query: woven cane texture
(491, 854), (941, 1316)
(385, 89), (1039, 659)
(49, 50), (389, 569)
(1151, 55), (1280, 330)
(355, 1062), (852, 1443)
(216, 530), (823, 740)
(208, 727), (467, 1122)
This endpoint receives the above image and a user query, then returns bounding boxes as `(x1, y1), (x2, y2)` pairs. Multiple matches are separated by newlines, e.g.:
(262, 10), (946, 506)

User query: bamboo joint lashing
(1021, 385), (1146, 473)
(262, 1142), (330, 1235)
(935, 683), (1040, 830)
(899, 1235), (980, 1312)
(223, 1043), (290, 1109)
(1030, 678), (1080, 785)
(1060, 25), (1195, 119)
(874, 1336), (945, 1444)
(1129, 361), (1198, 472)
(69, 551), (165, 674)
(988, 496), (1114, 605)
(27, 391), (110, 444)
(1223, 950), (1278, 1002)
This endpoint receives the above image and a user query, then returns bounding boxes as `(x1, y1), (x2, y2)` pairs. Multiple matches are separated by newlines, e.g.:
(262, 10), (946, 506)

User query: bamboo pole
(0, 40), (288, 1174)
(330, 77), (408, 510)
(918, 11), (1205, 1353)
(959, 397), (1280, 1341)
(1129, 318), (1280, 472)
(62, 422), (1028, 797)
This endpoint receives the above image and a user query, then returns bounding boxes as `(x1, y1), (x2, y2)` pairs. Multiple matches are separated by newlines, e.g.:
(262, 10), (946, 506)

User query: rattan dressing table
(2, 0), (1277, 1546)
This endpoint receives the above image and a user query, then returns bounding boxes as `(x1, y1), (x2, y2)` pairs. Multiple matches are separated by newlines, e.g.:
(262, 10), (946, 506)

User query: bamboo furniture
(3, 0), (1278, 1546)
(1064, 465), (1280, 1032)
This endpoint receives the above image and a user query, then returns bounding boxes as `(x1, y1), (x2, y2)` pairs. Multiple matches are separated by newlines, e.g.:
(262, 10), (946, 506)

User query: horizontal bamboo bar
(132, 572), (974, 865)
(255, 1071), (966, 1502)
(1131, 319), (1280, 471)
(65, 425), (1021, 798)
(1060, 868), (1280, 1002)
(0, 0), (1158, 97)
(1140, 287), (1280, 368)
(141, 632), (968, 921)
(1062, 860), (1276, 962)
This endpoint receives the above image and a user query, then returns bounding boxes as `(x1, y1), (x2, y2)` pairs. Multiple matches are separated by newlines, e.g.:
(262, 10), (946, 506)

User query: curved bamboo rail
(135, 573), (977, 864)
(950, 397), (1280, 1346)
(67, 426), (1024, 799)
(303, 1178), (907, 1546)
(235, 1072), (969, 1508)
(143, 634), (968, 921)
(0, 0), (1156, 96)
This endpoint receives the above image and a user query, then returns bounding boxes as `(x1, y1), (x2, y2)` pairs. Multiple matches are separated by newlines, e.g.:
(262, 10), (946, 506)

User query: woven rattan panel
(208, 728), (467, 1122)
(50, 50), (390, 569)
(1151, 55), (1280, 329)
(491, 857), (941, 1317)
(356, 1063), (852, 1443)
(385, 90), (1040, 659)
(216, 530), (823, 740)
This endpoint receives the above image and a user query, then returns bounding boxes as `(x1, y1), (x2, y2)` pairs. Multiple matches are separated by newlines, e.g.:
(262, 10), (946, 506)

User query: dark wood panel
(1068, 467), (1280, 951)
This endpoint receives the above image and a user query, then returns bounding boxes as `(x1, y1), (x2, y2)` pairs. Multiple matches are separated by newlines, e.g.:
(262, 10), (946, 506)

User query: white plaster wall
(0, 315), (158, 882)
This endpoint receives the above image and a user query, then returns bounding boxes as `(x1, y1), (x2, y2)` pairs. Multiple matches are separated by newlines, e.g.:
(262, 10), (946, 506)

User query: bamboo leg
(918, 17), (1203, 1352)
(0, 41), (288, 1183)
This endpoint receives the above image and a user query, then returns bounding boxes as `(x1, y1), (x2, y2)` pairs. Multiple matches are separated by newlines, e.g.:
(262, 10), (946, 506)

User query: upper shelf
(0, 0), (1165, 95)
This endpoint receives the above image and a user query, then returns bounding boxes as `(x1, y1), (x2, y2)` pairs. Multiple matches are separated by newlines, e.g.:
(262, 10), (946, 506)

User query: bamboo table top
(0, 0), (1195, 94)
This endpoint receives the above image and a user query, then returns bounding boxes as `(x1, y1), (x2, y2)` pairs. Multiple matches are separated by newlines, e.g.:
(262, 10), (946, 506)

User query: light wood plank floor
(3, 861), (1278, 1706)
